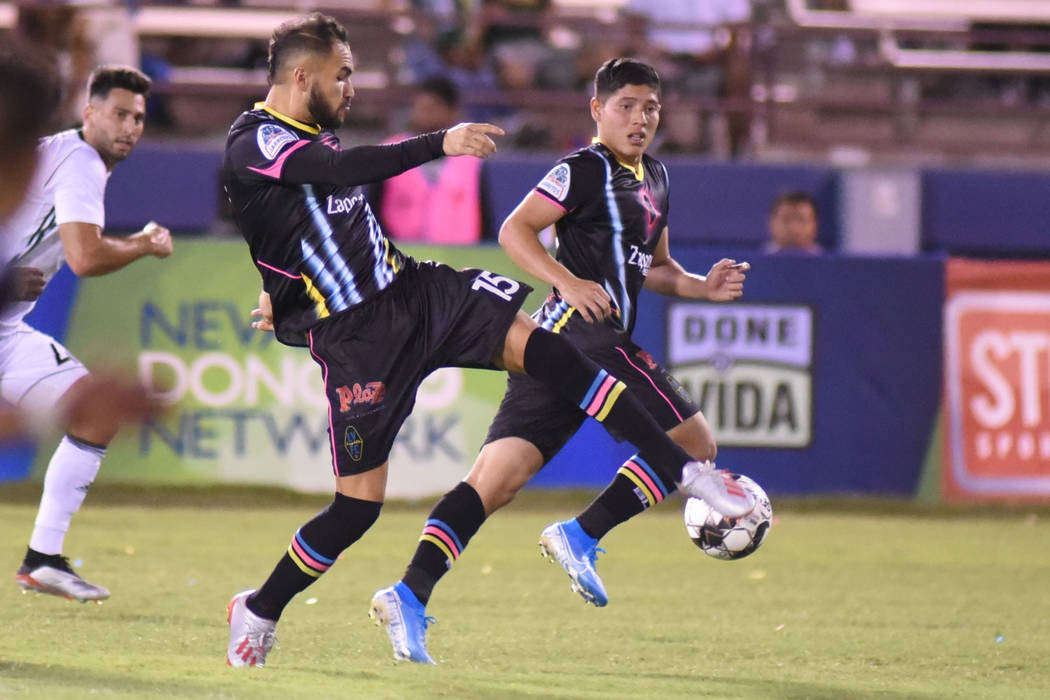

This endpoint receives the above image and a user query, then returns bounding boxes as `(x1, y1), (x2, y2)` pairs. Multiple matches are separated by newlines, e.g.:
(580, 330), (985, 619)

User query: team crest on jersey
(257, 123), (297, 160)
(537, 163), (571, 202)
(344, 425), (364, 462)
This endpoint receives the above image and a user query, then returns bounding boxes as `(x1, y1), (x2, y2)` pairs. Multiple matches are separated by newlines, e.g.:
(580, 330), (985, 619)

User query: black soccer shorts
(484, 339), (699, 463)
(307, 259), (532, 476)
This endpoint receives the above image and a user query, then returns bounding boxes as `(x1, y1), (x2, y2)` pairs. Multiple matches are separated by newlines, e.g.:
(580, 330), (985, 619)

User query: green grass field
(1, 486), (1048, 699)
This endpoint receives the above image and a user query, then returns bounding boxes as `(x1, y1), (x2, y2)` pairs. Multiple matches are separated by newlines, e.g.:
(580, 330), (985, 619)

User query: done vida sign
(668, 303), (813, 447)
(945, 290), (1050, 499)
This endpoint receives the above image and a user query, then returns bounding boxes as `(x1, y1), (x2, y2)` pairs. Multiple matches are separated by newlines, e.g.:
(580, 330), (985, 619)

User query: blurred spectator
(0, 39), (61, 223)
(466, 0), (554, 90)
(16, 1), (138, 128)
(15, 4), (92, 128)
(622, 0), (752, 154)
(764, 191), (823, 254)
(374, 77), (485, 244)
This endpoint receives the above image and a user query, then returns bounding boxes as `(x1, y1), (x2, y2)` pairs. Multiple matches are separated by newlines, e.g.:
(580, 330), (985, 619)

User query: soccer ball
(683, 474), (772, 560)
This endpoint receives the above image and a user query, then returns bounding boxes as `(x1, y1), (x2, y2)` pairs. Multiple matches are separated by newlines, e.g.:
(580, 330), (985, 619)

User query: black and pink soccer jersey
(222, 104), (446, 346)
(530, 142), (670, 350)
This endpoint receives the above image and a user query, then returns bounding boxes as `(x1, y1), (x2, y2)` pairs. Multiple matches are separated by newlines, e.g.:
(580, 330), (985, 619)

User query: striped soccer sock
(247, 493), (381, 621)
(522, 328), (690, 481)
(401, 481), (486, 606)
(576, 454), (676, 540)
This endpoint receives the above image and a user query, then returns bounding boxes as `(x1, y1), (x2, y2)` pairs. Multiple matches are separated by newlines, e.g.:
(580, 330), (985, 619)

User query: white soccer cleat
(15, 556), (110, 602)
(226, 589), (277, 668)
(677, 461), (755, 518)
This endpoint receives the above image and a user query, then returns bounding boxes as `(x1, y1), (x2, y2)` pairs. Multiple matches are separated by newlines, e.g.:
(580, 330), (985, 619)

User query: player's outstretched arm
(499, 192), (612, 323)
(58, 220), (172, 277)
(272, 126), (502, 189)
(643, 228), (748, 301)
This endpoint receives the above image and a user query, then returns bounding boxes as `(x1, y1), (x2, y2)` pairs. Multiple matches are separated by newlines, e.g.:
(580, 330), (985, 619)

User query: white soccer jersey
(0, 129), (108, 336)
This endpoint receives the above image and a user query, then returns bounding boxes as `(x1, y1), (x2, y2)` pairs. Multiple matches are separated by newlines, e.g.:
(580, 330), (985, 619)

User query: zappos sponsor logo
(326, 194), (362, 215)
(668, 303), (814, 448)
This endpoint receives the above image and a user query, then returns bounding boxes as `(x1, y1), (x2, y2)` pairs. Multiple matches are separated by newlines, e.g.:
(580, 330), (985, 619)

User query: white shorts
(0, 323), (89, 414)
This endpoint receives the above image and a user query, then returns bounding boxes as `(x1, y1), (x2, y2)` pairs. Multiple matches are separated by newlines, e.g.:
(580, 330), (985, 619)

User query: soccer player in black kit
(375, 57), (754, 663)
(221, 15), (751, 667)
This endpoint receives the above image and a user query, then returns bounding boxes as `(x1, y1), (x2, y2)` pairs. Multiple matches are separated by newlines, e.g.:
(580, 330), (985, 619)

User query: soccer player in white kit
(2, 65), (173, 602)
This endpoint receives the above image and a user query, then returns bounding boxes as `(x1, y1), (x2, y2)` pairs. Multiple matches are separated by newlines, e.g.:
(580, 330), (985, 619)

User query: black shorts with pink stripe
(308, 259), (531, 476)
(484, 340), (699, 463)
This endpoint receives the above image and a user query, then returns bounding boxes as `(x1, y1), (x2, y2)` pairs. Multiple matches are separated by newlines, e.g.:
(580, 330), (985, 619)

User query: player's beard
(308, 85), (345, 130)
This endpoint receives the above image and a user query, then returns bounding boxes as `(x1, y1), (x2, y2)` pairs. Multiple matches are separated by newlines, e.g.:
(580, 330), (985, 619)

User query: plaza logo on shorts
(257, 123), (297, 160)
(537, 163), (571, 202)
(336, 382), (385, 413)
(344, 425), (363, 462)
(667, 303), (814, 448)
(944, 291), (1050, 497)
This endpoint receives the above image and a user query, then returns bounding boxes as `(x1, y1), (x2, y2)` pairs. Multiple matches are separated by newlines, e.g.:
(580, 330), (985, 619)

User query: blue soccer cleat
(369, 581), (436, 664)
(538, 519), (608, 607)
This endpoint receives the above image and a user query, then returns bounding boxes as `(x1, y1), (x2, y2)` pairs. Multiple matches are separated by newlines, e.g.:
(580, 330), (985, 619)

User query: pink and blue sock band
(420, 518), (463, 565)
(287, 529), (335, 578)
(618, 455), (669, 508)
(580, 369), (626, 422)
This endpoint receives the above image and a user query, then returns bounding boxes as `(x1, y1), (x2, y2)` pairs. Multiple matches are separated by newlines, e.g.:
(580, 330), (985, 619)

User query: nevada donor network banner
(666, 302), (813, 448)
(50, 241), (542, 497)
(944, 259), (1050, 502)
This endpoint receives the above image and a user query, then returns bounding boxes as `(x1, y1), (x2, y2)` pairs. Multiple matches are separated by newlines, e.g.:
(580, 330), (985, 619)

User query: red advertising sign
(943, 259), (1050, 501)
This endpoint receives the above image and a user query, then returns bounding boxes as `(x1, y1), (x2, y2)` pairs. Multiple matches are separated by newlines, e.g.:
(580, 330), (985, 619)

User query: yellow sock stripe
(594, 381), (626, 422)
(300, 272), (331, 319)
(421, 533), (456, 563)
(619, 466), (657, 507)
(551, 306), (576, 334)
(287, 544), (323, 578)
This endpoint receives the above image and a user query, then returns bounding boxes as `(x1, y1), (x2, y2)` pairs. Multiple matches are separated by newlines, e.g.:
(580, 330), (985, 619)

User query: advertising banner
(943, 259), (1050, 501)
(666, 302), (814, 448)
(43, 241), (544, 497)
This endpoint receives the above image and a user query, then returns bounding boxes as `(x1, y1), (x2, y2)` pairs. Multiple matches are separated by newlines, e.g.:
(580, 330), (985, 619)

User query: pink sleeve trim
(247, 140), (310, 179)
(531, 188), (568, 212)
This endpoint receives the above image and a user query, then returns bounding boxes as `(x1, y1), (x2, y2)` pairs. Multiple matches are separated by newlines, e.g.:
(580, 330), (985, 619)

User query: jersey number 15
(472, 270), (520, 302)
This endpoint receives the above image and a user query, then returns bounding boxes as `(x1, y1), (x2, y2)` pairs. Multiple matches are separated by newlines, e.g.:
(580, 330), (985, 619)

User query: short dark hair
(0, 39), (61, 149)
(594, 58), (661, 101)
(418, 75), (459, 109)
(88, 65), (151, 100)
(769, 191), (818, 215)
(268, 12), (348, 84)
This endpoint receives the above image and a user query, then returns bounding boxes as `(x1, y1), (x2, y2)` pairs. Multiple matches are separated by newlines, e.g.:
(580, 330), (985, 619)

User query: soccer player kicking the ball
(221, 15), (751, 668)
(4, 66), (173, 603)
(374, 58), (753, 663)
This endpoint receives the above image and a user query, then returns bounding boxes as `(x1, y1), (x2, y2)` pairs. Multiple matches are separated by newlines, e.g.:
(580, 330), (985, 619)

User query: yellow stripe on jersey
(551, 306), (576, 334)
(300, 272), (331, 319)
(592, 137), (644, 182)
(382, 237), (401, 274)
(256, 102), (321, 135)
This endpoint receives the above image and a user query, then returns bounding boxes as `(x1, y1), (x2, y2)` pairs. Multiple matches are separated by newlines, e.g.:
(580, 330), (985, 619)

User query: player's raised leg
(500, 315), (753, 517)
